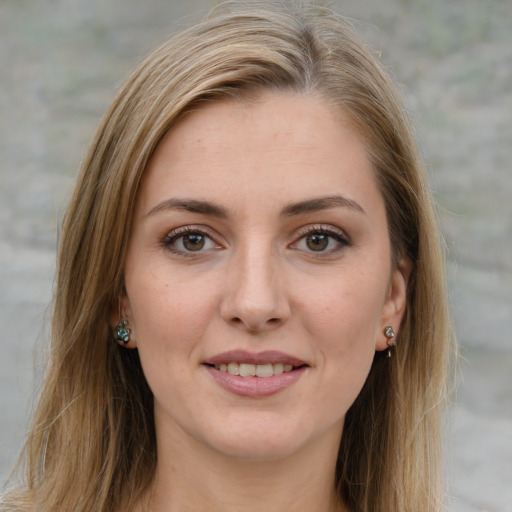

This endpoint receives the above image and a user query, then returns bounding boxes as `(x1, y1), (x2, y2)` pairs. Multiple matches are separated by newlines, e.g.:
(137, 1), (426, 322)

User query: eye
(304, 233), (330, 251)
(292, 225), (350, 254)
(162, 227), (220, 255)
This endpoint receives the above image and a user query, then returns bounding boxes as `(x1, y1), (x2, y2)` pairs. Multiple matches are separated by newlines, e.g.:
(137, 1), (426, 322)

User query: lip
(205, 350), (307, 367)
(203, 350), (309, 398)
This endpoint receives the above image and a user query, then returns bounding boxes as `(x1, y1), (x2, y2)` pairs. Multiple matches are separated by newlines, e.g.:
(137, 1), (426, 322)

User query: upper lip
(204, 350), (308, 367)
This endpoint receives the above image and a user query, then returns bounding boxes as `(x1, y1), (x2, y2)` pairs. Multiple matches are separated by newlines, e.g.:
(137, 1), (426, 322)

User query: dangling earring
(384, 326), (395, 358)
(115, 319), (131, 345)
(384, 326), (396, 347)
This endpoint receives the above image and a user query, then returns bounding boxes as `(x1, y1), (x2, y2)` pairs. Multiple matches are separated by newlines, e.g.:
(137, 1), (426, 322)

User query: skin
(121, 91), (409, 512)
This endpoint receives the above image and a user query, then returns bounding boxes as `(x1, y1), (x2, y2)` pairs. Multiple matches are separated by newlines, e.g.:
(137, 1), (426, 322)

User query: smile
(214, 362), (295, 377)
(204, 350), (308, 397)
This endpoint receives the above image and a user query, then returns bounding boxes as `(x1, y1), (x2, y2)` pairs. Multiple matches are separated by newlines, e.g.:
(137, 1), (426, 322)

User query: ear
(111, 294), (137, 349)
(375, 256), (412, 351)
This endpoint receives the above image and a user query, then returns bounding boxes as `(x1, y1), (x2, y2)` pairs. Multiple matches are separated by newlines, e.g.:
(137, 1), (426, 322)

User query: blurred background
(1, 0), (511, 510)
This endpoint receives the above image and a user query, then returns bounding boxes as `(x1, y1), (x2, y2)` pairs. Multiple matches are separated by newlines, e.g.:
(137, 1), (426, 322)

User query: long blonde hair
(3, 3), (454, 511)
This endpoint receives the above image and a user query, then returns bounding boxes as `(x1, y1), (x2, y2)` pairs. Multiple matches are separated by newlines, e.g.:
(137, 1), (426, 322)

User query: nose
(220, 242), (290, 332)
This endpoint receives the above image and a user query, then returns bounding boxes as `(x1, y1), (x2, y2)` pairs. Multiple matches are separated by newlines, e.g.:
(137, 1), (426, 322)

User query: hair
(2, 2), (454, 511)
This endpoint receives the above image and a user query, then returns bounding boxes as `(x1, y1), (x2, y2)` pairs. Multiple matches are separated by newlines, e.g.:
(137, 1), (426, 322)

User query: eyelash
(161, 224), (351, 257)
(161, 226), (220, 257)
(291, 224), (351, 255)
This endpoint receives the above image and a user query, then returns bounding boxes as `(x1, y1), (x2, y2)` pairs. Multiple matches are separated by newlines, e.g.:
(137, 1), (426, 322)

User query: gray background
(1, 1), (511, 510)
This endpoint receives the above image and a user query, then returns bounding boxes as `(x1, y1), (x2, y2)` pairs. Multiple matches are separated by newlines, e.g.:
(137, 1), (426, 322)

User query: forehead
(137, 91), (383, 218)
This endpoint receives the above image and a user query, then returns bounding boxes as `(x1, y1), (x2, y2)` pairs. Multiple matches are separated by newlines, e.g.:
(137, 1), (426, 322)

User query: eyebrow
(146, 198), (228, 218)
(146, 195), (365, 218)
(281, 196), (365, 216)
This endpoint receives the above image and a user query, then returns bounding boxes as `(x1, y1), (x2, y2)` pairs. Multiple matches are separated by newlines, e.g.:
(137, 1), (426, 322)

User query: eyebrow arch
(146, 195), (364, 218)
(146, 198), (228, 218)
(281, 196), (365, 216)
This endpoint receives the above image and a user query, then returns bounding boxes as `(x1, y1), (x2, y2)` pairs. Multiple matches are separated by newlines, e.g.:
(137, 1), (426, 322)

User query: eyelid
(294, 223), (350, 242)
(290, 224), (351, 253)
(161, 225), (223, 255)
(160, 223), (350, 257)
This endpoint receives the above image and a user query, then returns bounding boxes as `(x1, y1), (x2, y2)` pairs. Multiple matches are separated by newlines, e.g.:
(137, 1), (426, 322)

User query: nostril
(229, 315), (281, 331)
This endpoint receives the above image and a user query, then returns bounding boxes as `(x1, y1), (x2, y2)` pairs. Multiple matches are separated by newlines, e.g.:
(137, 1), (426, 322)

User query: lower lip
(204, 365), (307, 398)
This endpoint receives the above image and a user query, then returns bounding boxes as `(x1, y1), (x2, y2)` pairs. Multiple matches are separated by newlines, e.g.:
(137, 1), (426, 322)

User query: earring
(115, 319), (131, 345)
(384, 326), (396, 347)
(384, 326), (395, 358)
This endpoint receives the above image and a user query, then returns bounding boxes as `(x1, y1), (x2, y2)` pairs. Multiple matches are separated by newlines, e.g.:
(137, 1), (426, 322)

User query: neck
(139, 422), (347, 512)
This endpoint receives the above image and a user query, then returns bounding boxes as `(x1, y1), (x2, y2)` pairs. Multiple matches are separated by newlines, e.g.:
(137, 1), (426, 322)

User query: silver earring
(115, 320), (131, 344)
(384, 326), (396, 347)
(384, 326), (395, 358)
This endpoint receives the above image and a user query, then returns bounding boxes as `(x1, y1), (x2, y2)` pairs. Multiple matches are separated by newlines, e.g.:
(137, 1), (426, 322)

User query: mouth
(203, 350), (309, 397)
(207, 362), (303, 378)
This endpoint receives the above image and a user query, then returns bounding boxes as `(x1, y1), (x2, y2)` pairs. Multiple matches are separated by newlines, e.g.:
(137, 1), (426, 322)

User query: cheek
(299, 273), (385, 414)
(126, 263), (219, 357)
(125, 269), (218, 405)
(300, 271), (385, 342)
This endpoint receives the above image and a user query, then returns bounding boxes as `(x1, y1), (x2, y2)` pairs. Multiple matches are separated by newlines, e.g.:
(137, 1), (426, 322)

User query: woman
(2, 2), (454, 511)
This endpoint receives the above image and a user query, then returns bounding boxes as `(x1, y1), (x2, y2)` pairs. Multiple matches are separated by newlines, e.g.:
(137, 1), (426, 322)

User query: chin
(212, 436), (302, 462)
(202, 414), (326, 462)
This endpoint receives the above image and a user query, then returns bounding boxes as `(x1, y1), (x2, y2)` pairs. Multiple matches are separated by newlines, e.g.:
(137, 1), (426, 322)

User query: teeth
(227, 362), (239, 375)
(273, 363), (284, 374)
(239, 363), (256, 377)
(215, 362), (297, 377)
(255, 364), (273, 378)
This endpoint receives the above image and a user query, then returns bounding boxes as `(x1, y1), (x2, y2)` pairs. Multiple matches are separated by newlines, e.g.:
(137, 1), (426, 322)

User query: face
(122, 92), (408, 461)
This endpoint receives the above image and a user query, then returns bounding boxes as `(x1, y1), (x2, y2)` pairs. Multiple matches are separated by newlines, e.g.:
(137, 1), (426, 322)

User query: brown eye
(291, 226), (351, 256)
(162, 228), (219, 255)
(182, 234), (206, 251)
(306, 233), (329, 251)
